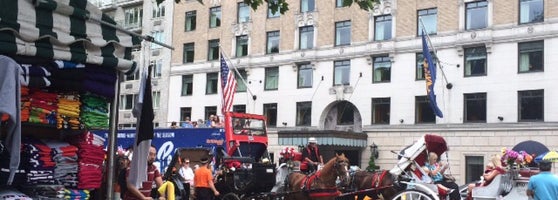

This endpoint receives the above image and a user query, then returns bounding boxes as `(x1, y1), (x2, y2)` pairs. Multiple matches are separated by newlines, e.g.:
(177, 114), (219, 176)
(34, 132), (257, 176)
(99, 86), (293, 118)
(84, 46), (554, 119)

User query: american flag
(220, 53), (237, 114)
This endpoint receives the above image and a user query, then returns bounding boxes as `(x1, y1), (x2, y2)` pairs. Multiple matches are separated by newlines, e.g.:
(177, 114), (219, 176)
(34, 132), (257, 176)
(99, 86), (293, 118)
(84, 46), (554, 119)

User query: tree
(159, 0), (380, 15)
(366, 151), (378, 171)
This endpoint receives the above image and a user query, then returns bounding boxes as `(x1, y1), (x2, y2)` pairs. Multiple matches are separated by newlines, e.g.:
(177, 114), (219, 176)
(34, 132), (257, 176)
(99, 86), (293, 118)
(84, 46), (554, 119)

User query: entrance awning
(278, 130), (368, 147)
(0, 0), (141, 74)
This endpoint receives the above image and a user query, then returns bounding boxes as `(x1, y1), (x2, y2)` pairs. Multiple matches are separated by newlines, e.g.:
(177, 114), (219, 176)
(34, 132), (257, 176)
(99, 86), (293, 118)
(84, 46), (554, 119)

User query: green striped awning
(0, 0), (141, 74)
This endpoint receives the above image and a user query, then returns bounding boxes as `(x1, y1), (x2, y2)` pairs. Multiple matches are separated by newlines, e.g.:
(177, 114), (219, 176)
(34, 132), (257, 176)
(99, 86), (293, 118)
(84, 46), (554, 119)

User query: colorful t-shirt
(194, 166), (213, 188)
(527, 172), (558, 200)
(424, 163), (443, 182)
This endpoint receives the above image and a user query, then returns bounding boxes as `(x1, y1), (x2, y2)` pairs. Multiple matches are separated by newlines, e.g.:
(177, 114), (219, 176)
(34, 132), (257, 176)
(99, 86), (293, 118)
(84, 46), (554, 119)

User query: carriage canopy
(390, 134), (448, 176)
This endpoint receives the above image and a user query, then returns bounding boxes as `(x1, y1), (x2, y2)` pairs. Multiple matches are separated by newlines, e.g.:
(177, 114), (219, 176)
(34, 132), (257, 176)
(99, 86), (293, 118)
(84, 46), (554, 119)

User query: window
(151, 31), (164, 49)
(204, 106), (217, 121)
(119, 94), (136, 110)
(299, 26), (314, 50)
(296, 102), (312, 126)
(180, 107), (192, 123)
(415, 96), (436, 123)
(372, 98), (390, 124)
(181, 75), (193, 96)
(152, 91), (160, 109)
(208, 39), (220, 61)
(151, 59), (162, 78)
(237, 2), (250, 23)
(125, 70), (140, 81)
(236, 69), (247, 92)
(183, 43), (194, 63)
(416, 53), (425, 80)
(373, 56), (391, 83)
(206, 73), (218, 94)
(266, 31), (280, 54)
(416, 52), (437, 80)
(236, 35), (248, 57)
(265, 67), (279, 90)
(337, 101), (354, 125)
(465, 156), (484, 184)
(334, 60), (350, 86)
(518, 41), (543, 72)
(267, 0), (280, 18)
(520, 0), (543, 24)
(464, 46), (487, 76)
(263, 103), (277, 127)
(124, 7), (142, 28)
(466, 1), (488, 30)
(152, 4), (165, 18)
(375, 15), (392, 41)
(300, 0), (315, 12)
(185, 11), (196, 31)
(518, 90), (543, 121)
(417, 8), (437, 35)
(335, 21), (351, 46)
(336, 0), (347, 7)
(298, 63), (313, 88)
(209, 7), (221, 28)
(233, 105), (246, 113)
(464, 93), (486, 123)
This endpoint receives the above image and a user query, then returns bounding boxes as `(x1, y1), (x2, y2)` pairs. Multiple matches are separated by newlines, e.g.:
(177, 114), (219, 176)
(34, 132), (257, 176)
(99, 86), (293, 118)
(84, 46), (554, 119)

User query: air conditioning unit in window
(124, 113), (131, 118)
(125, 84), (133, 89)
(153, 19), (162, 26)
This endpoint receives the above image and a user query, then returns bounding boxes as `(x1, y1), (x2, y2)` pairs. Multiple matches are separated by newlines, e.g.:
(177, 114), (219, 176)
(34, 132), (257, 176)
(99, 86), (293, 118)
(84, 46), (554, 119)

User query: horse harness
(300, 170), (341, 198)
(370, 170), (389, 189)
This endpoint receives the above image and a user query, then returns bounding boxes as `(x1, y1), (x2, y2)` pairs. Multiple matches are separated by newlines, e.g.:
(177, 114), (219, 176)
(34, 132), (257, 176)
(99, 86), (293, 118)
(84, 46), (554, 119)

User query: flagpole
(218, 46), (258, 102)
(418, 18), (451, 88)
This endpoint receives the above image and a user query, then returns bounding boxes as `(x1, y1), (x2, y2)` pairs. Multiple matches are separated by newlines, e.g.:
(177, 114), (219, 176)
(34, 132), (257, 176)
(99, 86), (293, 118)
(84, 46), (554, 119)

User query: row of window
(119, 91), (161, 110)
(181, 0), (543, 61)
(180, 40), (544, 95)
(178, 88), (544, 127)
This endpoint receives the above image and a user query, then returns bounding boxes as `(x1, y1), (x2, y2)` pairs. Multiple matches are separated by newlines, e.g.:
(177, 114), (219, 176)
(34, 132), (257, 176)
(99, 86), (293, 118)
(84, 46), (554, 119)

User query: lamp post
(367, 142), (379, 171)
(370, 143), (379, 159)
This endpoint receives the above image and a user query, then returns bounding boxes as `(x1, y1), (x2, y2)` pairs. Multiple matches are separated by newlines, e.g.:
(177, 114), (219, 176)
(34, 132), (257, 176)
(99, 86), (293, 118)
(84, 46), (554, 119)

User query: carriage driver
(302, 137), (324, 172)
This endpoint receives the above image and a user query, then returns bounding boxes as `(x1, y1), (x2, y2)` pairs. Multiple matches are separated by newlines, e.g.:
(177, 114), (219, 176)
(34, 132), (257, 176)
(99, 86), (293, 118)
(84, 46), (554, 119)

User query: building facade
(165, 0), (558, 185)
(91, 0), (174, 129)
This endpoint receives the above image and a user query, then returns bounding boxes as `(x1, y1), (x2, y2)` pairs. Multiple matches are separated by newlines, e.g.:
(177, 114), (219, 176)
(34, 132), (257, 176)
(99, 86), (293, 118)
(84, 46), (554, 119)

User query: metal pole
(106, 72), (122, 200)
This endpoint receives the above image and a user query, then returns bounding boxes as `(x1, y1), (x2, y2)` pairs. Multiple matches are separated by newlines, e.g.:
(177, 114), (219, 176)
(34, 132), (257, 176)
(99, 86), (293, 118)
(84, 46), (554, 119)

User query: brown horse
(286, 153), (350, 200)
(351, 170), (398, 200)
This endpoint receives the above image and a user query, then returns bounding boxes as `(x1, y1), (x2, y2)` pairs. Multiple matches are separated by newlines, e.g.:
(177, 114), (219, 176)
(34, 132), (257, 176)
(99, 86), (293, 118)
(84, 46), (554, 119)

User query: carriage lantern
(370, 143), (379, 159)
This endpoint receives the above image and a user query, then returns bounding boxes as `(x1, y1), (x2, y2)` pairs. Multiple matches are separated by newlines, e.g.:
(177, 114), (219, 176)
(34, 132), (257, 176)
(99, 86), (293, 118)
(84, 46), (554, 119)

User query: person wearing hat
(194, 157), (219, 199)
(302, 137), (323, 173)
(527, 160), (558, 200)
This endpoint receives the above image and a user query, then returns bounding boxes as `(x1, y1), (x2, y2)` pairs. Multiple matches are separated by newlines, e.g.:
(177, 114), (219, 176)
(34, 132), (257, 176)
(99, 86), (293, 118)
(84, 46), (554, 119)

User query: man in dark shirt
(302, 137), (323, 172)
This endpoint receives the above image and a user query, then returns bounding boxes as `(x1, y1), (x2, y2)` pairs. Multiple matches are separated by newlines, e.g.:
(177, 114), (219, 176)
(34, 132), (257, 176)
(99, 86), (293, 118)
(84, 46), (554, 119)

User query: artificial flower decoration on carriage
(280, 147), (297, 159)
(501, 147), (534, 168)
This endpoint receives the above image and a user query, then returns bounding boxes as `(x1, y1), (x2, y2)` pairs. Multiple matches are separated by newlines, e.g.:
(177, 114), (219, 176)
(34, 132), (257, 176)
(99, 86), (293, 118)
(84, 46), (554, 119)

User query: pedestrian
(527, 160), (558, 200)
(123, 145), (163, 200)
(179, 157), (195, 199)
(194, 157), (219, 200)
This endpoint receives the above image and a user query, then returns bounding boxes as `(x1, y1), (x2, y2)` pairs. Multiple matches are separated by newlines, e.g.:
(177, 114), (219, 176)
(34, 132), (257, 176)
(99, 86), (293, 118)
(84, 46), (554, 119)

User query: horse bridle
(334, 159), (350, 181)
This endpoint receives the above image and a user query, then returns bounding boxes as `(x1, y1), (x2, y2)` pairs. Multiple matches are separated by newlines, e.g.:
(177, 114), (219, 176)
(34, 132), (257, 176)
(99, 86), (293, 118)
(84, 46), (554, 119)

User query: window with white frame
(181, 75), (193, 96)
(335, 21), (351, 46)
(518, 41), (543, 72)
(296, 102), (312, 126)
(417, 8), (437, 35)
(520, 0), (543, 24)
(464, 93), (486, 123)
(209, 7), (221, 28)
(464, 46), (487, 76)
(373, 56), (391, 83)
(466, 1), (488, 30)
(267, 0), (280, 18)
(298, 63), (313, 88)
(236, 35), (248, 57)
(152, 91), (160, 109)
(415, 96), (436, 123)
(299, 26), (314, 50)
(152, 3), (165, 18)
(208, 39), (220, 61)
(465, 156), (484, 183)
(185, 11), (196, 31)
(151, 31), (164, 49)
(119, 94), (137, 110)
(263, 103), (277, 127)
(151, 59), (162, 78)
(336, 0), (347, 7)
(265, 67), (279, 90)
(236, 69), (247, 92)
(301, 0), (315, 12)
(206, 73), (218, 94)
(372, 98), (390, 124)
(334, 60), (350, 86)
(237, 2), (250, 23)
(124, 7), (142, 28)
(266, 31), (280, 54)
(183, 43), (194, 63)
(374, 15), (392, 41)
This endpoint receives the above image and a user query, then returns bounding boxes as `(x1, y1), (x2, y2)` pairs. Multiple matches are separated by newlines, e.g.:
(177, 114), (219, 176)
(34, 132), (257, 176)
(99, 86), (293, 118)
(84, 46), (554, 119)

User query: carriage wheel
(391, 189), (435, 200)
(221, 193), (241, 200)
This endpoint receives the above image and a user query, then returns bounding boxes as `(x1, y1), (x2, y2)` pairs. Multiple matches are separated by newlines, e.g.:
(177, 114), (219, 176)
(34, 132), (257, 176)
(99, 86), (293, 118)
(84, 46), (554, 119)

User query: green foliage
(366, 151), (378, 171)
(157, 0), (378, 14)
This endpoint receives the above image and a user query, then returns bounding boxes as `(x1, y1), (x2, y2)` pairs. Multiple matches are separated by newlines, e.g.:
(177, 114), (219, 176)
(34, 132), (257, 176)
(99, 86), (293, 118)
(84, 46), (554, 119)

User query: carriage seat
(409, 167), (452, 197)
(472, 173), (511, 200)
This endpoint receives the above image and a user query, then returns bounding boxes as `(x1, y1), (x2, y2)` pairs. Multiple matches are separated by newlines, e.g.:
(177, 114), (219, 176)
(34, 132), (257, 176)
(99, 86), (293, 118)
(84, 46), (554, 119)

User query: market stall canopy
(0, 0), (141, 74)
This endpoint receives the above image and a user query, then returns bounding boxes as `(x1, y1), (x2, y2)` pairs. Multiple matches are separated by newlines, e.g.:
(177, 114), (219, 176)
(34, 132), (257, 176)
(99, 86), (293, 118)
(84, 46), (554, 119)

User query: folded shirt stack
(57, 93), (83, 130)
(45, 140), (79, 188)
(19, 64), (52, 88)
(80, 93), (109, 130)
(68, 131), (106, 190)
(28, 90), (58, 125)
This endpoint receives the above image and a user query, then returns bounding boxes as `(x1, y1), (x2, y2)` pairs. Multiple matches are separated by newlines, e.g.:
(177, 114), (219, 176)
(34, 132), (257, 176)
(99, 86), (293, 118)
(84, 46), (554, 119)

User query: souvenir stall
(0, 0), (142, 199)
